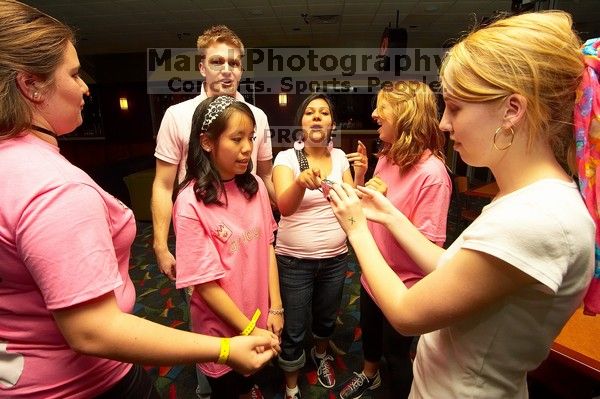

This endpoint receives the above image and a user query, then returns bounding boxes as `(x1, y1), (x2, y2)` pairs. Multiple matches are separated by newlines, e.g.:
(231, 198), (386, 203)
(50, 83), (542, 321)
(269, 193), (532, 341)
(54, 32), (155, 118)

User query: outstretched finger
(357, 140), (367, 154)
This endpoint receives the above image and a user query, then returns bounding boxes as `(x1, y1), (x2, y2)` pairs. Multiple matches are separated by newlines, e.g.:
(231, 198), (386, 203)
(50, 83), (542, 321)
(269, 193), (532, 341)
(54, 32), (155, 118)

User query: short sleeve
(257, 178), (277, 242)
(412, 180), (451, 245)
(273, 149), (297, 171)
(255, 109), (273, 162)
(16, 183), (122, 309)
(461, 202), (570, 293)
(174, 197), (226, 289)
(154, 107), (182, 165)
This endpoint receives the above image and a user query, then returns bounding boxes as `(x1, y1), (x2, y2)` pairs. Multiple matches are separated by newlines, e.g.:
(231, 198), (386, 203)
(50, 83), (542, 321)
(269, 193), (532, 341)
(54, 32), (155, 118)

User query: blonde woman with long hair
(330, 11), (594, 398)
(339, 81), (451, 399)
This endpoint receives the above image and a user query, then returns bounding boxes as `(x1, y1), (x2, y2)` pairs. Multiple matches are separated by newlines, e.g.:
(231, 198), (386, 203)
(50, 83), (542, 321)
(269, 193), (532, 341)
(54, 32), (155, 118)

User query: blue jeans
(277, 253), (348, 372)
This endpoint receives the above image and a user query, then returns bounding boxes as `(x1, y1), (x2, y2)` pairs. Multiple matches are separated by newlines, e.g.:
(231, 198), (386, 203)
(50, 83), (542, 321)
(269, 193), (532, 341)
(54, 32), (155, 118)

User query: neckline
(31, 125), (58, 138)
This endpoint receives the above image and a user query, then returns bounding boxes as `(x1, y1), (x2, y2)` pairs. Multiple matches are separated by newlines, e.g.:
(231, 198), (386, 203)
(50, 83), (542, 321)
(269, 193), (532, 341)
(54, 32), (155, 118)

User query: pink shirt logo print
(214, 223), (233, 243)
(0, 341), (24, 388)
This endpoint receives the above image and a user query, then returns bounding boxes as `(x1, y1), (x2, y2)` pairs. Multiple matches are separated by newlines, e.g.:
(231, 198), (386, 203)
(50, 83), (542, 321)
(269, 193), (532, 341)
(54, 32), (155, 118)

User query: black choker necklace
(31, 125), (58, 138)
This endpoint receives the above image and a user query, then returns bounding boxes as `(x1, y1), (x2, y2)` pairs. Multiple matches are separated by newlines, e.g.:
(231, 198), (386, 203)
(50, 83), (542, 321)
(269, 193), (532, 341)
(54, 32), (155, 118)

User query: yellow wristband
(240, 309), (261, 336)
(217, 338), (230, 364)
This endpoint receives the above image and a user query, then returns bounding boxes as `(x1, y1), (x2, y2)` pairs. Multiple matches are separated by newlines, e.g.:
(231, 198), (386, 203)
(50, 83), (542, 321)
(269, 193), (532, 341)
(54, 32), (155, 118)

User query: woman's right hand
(295, 167), (322, 190)
(227, 335), (280, 375)
(354, 185), (399, 226)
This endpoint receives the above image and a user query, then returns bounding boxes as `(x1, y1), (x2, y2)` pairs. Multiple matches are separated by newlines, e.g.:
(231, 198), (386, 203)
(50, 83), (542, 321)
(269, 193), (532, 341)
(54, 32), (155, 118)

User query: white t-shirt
(273, 148), (349, 258)
(154, 85), (272, 183)
(410, 179), (594, 399)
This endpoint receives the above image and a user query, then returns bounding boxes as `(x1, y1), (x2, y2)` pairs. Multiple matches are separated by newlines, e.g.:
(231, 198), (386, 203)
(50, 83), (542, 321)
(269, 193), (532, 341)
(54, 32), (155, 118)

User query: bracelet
(268, 308), (284, 316)
(217, 338), (230, 364)
(240, 309), (261, 336)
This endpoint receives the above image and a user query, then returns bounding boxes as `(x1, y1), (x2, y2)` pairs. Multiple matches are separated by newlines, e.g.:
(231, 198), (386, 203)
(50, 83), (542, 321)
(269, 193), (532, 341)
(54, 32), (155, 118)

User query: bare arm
(266, 245), (284, 336)
(151, 159), (178, 279)
(342, 168), (354, 186)
(329, 184), (535, 336)
(273, 165), (321, 216)
(256, 159), (276, 208)
(52, 293), (278, 374)
(196, 282), (277, 341)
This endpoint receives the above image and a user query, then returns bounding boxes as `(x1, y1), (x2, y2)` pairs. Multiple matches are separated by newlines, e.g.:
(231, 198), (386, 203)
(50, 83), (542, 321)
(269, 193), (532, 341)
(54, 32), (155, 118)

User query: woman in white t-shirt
(328, 11), (595, 399)
(273, 93), (367, 399)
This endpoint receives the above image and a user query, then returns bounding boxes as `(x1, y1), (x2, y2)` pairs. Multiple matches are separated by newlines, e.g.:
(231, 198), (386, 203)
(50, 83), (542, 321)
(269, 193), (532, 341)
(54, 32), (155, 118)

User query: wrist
(153, 243), (169, 253)
(383, 208), (404, 228)
(268, 307), (284, 316)
(346, 225), (371, 243)
(217, 337), (230, 364)
(241, 309), (261, 336)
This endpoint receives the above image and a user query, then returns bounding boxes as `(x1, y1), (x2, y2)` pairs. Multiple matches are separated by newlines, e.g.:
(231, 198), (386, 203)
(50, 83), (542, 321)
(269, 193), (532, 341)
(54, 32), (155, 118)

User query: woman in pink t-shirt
(0, 3), (278, 398)
(173, 95), (283, 399)
(338, 81), (451, 399)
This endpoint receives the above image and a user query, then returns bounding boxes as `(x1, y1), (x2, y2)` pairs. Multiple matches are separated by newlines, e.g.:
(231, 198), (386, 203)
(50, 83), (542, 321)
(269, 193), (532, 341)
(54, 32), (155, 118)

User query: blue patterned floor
(129, 222), (396, 399)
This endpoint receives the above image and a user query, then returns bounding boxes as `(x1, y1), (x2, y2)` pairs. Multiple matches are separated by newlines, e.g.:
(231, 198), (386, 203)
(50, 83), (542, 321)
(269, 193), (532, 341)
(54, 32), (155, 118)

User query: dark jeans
(94, 364), (160, 399)
(205, 370), (255, 398)
(360, 286), (415, 399)
(277, 253), (348, 372)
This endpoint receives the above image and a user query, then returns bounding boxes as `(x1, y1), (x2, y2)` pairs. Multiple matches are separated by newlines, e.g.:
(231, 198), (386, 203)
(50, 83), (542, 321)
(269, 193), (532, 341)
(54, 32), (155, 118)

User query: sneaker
(310, 347), (336, 388)
(339, 371), (381, 399)
(250, 384), (264, 399)
(285, 390), (301, 399)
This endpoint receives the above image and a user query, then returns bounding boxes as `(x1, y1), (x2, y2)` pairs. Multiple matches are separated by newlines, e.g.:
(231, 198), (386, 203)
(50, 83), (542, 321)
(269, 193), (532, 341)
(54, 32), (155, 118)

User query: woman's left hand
(346, 140), (368, 178)
(267, 313), (284, 339)
(328, 183), (369, 236)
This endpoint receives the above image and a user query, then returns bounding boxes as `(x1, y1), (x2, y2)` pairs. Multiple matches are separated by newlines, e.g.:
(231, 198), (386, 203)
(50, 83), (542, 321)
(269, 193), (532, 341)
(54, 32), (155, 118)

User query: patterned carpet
(129, 221), (398, 399)
(127, 192), (473, 399)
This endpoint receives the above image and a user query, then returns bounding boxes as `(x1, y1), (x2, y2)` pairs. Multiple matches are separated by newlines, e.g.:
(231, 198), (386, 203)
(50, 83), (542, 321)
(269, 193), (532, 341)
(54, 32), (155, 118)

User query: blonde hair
(196, 25), (245, 60)
(377, 81), (445, 173)
(440, 11), (584, 167)
(0, 0), (74, 139)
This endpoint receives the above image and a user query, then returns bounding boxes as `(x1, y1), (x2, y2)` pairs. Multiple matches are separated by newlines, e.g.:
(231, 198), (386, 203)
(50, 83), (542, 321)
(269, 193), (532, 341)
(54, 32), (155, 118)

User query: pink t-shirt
(0, 134), (136, 398)
(173, 176), (276, 377)
(273, 148), (349, 258)
(362, 152), (451, 293)
(154, 85), (273, 183)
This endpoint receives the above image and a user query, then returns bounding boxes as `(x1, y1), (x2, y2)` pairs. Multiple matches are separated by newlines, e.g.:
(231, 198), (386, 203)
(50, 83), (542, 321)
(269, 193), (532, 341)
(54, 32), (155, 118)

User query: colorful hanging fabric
(574, 38), (600, 315)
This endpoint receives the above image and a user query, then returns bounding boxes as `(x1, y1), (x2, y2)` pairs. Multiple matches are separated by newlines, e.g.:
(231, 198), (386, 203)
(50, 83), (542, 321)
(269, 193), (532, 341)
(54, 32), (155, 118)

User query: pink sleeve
(174, 200), (226, 289)
(257, 177), (277, 243)
(413, 182), (451, 245)
(17, 183), (122, 309)
(154, 107), (182, 165)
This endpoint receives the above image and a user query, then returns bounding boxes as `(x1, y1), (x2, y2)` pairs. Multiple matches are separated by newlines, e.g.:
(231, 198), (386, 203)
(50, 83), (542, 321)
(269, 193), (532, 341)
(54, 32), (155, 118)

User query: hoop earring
(293, 139), (305, 151)
(327, 137), (333, 152)
(493, 126), (514, 151)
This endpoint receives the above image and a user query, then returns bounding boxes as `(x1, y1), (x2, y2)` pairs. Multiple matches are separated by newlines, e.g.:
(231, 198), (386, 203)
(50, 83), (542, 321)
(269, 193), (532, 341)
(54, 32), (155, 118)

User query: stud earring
(33, 92), (40, 100)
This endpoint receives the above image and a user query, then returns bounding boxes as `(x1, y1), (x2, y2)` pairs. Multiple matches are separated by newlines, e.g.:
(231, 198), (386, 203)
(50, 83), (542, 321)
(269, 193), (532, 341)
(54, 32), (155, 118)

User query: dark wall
(62, 52), (156, 202)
